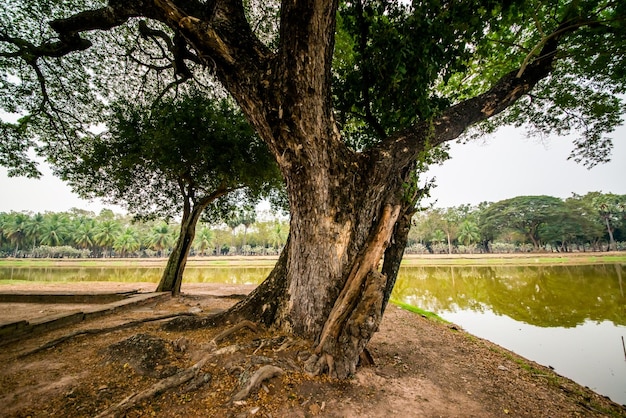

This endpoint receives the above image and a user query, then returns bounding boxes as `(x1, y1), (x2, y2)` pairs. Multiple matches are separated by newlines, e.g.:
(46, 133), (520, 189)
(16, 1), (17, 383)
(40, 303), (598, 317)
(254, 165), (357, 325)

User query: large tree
(479, 195), (569, 250)
(1, 0), (625, 378)
(53, 92), (281, 295)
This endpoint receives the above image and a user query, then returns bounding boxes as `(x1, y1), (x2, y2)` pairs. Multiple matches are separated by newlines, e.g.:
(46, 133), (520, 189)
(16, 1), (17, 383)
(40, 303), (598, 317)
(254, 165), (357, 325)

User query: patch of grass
(494, 349), (563, 387)
(0, 279), (32, 285)
(400, 253), (626, 266)
(390, 299), (449, 323)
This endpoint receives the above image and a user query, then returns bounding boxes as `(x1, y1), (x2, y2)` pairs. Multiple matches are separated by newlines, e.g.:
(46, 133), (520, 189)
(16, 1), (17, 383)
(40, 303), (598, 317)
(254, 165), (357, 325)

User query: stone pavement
(0, 290), (169, 346)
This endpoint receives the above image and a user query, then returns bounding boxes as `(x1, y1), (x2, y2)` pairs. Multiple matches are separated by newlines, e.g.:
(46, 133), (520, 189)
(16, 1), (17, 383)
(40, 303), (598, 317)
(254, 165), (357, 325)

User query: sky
(0, 123), (625, 214)
(421, 124), (626, 208)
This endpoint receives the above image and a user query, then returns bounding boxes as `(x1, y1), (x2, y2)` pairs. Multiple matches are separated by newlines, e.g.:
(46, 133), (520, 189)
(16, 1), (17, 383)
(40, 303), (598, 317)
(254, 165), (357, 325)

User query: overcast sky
(1, 123), (625, 214)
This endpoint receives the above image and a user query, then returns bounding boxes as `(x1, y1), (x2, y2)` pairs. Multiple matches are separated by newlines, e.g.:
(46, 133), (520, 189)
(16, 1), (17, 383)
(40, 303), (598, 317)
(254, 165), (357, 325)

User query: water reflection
(2, 264), (623, 327)
(0, 266), (272, 285)
(184, 267), (271, 285)
(392, 264), (626, 327)
(392, 264), (626, 405)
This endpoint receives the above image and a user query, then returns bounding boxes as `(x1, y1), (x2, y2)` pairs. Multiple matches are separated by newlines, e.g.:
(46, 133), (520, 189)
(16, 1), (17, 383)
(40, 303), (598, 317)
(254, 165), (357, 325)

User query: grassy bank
(400, 251), (626, 266)
(0, 256), (279, 268)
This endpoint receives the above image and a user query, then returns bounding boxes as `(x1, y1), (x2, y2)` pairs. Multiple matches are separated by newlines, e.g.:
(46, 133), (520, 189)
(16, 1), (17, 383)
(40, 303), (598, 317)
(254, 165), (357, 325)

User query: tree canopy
(49, 90), (283, 293)
(1, 1), (624, 172)
(52, 91), (281, 221)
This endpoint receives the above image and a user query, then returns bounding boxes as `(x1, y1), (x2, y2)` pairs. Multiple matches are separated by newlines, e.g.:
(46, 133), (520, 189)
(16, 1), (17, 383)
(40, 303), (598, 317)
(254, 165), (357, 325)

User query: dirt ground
(1, 282), (625, 418)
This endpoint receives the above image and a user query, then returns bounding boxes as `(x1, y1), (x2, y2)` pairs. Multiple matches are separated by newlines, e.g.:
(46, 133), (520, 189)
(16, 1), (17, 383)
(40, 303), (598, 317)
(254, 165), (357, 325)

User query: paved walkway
(0, 289), (168, 346)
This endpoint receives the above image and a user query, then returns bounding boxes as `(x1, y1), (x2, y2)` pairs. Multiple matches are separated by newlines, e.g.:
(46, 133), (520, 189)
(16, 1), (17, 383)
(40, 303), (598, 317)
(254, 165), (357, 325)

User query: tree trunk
(381, 203), (418, 313)
(163, 0), (562, 378)
(156, 205), (204, 296)
(605, 217), (616, 251)
(225, 133), (413, 377)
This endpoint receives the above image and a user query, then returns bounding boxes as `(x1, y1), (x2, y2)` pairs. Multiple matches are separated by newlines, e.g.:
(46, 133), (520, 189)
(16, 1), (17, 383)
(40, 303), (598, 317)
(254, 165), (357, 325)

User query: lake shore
(1, 250), (625, 269)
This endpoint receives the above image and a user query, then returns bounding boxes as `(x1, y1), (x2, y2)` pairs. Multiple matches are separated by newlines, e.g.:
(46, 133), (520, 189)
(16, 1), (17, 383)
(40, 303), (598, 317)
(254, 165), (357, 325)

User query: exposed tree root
(212, 293), (248, 300)
(18, 312), (196, 358)
(210, 320), (258, 347)
(231, 365), (284, 402)
(95, 320), (260, 418)
(95, 344), (240, 418)
(161, 310), (230, 331)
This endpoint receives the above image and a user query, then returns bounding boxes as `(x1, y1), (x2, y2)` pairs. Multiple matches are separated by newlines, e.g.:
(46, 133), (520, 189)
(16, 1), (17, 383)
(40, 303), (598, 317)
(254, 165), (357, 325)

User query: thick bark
(381, 202), (418, 313)
(311, 204), (401, 377)
(223, 235), (291, 327)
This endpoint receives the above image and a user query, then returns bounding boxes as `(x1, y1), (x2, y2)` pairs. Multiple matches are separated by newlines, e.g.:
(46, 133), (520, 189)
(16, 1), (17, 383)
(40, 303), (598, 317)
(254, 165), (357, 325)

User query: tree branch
(276, 0), (338, 106)
(372, 15), (579, 173)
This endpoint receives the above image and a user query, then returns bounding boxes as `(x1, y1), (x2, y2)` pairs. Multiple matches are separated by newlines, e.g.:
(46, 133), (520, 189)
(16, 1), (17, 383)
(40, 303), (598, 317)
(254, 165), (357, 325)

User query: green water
(391, 264), (626, 405)
(1, 263), (624, 404)
(0, 265), (272, 285)
(391, 264), (626, 328)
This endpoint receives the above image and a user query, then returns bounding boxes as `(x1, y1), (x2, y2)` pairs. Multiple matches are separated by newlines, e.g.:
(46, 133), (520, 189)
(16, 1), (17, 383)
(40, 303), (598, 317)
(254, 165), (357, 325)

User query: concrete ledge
(0, 292), (170, 346)
(0, 320), (29, 338)
(0, 290), (139, 304)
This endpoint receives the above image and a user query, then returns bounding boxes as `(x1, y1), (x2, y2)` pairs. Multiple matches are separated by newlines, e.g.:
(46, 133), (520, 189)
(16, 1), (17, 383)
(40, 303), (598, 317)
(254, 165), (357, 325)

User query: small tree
(55, 92), (282, 294)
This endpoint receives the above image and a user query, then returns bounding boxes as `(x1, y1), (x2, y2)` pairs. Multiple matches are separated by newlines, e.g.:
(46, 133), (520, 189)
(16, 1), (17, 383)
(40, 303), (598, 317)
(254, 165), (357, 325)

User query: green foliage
(51, 92), (282, 221)
(0, 209), (290, 258)
(0, 0), (209, 174)
(333, 0), (509, 143)
(408, 192), (626, 253)
(1, 0), (625, 222)
(464, 0), (626, 166)
(333, 0), (625, 163)
(457, 220), (481, 246)
(479, 195), (569, 249)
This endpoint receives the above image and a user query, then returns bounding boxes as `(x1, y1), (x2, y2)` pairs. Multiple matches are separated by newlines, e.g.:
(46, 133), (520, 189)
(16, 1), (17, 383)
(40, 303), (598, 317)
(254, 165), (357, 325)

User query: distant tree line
(408, 192), (626, 254)
(0, 208), (288, 259)
(1, 191), (624, 258)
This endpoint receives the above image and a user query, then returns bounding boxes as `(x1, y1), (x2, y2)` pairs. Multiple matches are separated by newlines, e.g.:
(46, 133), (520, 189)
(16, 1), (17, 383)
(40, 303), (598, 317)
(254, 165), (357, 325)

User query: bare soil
(1, 282), (624, 418)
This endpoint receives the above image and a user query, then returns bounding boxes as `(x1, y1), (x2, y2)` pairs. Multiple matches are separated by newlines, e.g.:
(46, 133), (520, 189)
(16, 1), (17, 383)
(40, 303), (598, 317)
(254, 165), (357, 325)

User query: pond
(391, 264), (626, 406)
(0, 265), (271, 285)
(1, 262), (624, 404)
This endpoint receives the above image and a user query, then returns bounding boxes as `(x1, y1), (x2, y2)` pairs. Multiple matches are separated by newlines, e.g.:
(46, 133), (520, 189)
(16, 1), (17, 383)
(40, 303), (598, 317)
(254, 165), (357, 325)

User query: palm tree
(270, 221), (288, 251)
(227, 216), (242, 253)
(239, 209), (256, 250)
(24, 212), (45, 251)
(94, 219), (122, 257)
(457, 220), (481, 246)
(431, 230), (446, 245)
(39, 213), (69, 247)
(147, 221), (172, 257)
(72, 217), (96, 253)
(113, 227), (140, 257)
(4, 212), (29, 256)
(193, 225), (215, 256)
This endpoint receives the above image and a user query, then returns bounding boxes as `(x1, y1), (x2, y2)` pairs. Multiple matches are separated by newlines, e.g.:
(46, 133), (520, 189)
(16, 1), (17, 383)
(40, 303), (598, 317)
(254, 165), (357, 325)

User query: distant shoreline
(1, 251), (624, 268)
